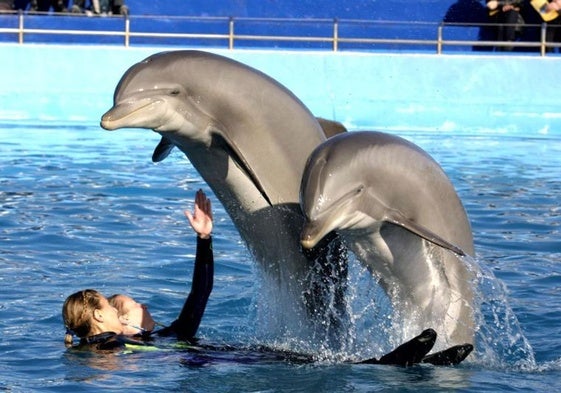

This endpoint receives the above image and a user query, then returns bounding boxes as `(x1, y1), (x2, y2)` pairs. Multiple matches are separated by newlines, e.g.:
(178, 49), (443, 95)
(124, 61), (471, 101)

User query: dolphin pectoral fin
(212, 130), (273, 206)
(385, 211), (466, 256)
(152, 137), (176, 162)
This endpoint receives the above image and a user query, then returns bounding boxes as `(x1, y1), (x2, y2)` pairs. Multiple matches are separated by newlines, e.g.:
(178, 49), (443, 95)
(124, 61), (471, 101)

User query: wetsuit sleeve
(160, 236), (214, 340)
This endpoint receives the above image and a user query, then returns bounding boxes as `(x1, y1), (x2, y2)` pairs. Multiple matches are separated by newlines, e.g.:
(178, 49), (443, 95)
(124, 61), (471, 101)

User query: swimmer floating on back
(62, 190), (472, 366)
(63, 189), (213, 350)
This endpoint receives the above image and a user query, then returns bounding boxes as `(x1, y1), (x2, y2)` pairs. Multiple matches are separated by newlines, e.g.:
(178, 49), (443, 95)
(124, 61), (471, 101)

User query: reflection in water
(63, 349), (128, 380)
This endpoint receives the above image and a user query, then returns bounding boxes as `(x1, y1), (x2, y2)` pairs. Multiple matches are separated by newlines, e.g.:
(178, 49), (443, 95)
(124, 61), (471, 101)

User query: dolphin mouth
(301, 221), (328, 249)
(301, 188), (362, 249)
(301, 207), (345, 249)
(100, 98), (162, 130)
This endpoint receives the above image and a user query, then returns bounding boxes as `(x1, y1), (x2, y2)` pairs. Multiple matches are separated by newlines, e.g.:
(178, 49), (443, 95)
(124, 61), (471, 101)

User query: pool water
(1, 124), (560, 392)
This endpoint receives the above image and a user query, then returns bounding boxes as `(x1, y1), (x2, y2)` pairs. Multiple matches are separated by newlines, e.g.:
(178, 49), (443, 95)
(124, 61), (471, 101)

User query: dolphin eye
(170, 89), (180, 96)
(356, 185), (364, 195)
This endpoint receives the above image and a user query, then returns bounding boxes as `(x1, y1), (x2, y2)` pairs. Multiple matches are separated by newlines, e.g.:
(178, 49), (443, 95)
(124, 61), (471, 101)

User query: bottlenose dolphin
(299, 131), (475, 347)
(100, 50), (346, 345)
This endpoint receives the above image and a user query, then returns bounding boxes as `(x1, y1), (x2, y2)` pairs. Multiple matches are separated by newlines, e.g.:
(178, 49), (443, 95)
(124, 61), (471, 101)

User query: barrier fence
(0, 11), (560, 55)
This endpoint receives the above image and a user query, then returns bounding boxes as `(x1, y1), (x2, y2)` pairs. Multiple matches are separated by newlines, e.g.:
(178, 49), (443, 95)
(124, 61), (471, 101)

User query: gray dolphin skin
(100, 50), (346, 343)
(299, 131), (475, 347)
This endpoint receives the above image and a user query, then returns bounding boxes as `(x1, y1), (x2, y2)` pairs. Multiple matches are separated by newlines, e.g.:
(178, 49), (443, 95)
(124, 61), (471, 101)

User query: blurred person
(486, 0), (525, 51)
(0, 0), (14, 11)
(30, 0), (68, 12)
(70, 0), (127, 15)
(541, 0), (561, 51)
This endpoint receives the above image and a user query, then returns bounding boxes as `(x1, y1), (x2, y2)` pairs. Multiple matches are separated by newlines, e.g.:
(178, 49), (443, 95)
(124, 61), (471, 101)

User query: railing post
(229, 17), (234, 50)
(437, 23), (443, 54)
(124, 14), (130, 47)
(18, 10), (24, 44)
(333, 18), (338, 52)
(540, 23), (547, 56)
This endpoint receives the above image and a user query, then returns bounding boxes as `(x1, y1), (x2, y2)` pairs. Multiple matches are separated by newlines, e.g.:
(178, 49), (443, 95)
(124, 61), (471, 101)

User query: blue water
(1, 123), (560, 392)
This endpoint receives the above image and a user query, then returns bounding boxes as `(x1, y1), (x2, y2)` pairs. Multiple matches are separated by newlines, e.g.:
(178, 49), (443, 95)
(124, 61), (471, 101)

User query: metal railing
(0, 11), (560, 55)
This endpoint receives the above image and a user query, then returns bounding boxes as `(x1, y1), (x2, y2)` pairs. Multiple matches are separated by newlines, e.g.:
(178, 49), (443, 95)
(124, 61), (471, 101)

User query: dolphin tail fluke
(360, 328), (437, 367)
(421, 343), (474, 366)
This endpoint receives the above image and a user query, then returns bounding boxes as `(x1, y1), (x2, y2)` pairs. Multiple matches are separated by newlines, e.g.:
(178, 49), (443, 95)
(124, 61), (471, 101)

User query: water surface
(1, 125), (560, 392)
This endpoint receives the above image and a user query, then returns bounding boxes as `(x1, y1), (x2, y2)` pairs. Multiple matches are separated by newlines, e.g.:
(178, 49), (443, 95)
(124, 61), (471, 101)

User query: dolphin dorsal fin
(316, 117), (347, 138)
(152, 137), (176, 162)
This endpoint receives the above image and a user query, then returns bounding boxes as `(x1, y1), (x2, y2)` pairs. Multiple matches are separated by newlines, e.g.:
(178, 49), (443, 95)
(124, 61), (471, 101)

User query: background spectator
(0, 0), (14, 11)
(486, 0), (525, 51)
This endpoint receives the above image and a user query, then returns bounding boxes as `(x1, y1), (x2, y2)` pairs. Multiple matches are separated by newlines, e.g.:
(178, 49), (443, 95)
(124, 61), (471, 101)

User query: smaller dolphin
(299, 131), (475, 347)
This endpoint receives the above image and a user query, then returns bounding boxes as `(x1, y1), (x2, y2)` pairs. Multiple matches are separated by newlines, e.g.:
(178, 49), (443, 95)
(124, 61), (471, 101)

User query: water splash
(464, 255), (537, 370)
(248, 240), (351, 359)
(249, 252), (538, 369)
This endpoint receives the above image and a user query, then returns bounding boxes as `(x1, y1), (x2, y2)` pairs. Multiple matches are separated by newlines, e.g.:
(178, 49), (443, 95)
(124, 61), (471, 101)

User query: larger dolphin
(100, 50), (346, 344)
(299, 131), (475, 347)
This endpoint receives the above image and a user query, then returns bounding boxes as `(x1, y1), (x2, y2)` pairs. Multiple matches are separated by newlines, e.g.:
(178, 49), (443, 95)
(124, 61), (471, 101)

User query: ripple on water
(1, 127), (560, 391)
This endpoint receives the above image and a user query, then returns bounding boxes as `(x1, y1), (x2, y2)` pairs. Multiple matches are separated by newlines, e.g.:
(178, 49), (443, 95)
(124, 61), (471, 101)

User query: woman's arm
(167, 235), (213, 339)
(157, 189), (214, 339)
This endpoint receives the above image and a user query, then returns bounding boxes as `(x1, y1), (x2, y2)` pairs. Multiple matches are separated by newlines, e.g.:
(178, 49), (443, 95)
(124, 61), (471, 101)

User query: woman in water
(62, 189), (472, 365)
(62, 189), (213, 350)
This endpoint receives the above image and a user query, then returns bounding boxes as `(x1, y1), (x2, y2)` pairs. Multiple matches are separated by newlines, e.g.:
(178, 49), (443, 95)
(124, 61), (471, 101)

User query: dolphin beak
(300, 221), (327, 249)
(100, 98), (161, 130)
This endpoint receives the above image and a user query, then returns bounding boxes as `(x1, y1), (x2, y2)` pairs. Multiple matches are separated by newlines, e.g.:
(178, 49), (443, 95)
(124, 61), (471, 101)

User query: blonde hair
(107, 294), (127, 316)
(62, 289), (104, 346)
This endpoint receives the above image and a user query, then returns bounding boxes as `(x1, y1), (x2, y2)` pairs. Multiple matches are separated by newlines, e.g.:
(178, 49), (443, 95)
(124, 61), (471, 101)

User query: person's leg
(504, 10), (519, 41)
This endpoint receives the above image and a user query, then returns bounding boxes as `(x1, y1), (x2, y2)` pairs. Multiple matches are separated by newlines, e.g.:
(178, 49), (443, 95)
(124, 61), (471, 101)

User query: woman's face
(95, 297), (125, 335)
(114, 295), (156, 335)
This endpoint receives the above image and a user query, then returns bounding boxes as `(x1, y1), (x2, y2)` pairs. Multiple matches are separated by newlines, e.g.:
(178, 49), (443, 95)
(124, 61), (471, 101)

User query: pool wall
(1, 44), (559, 136)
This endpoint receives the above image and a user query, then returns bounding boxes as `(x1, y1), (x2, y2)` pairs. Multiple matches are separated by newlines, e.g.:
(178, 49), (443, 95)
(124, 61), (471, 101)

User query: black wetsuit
(154, 236), (213, 340)
(79, 236), (213, 351)
(79, 331), (148, 351)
